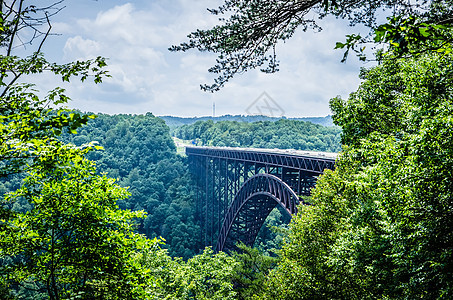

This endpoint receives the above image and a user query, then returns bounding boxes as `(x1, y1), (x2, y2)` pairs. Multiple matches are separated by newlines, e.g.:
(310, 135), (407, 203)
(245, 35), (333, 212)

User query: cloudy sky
(33, 0), (372, 118)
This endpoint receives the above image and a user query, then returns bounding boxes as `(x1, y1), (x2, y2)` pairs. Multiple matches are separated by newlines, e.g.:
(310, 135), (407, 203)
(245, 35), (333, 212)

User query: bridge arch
(216, 173), (301, 252)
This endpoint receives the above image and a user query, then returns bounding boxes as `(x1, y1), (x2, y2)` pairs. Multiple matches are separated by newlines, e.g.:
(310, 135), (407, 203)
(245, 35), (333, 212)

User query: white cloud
(51, 22), (74, 35)
(64, 36), (101, 59)
(41, 1), (370, 117)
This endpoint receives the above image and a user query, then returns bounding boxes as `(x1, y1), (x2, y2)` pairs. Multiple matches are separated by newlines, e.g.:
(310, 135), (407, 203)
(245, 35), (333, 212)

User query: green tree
(1, 147), (153, 299)
(230, 243), (278, 300)
(182, 248), (238, 299)
(265, 51), (453, 299)
(140, 246), (239, 300)
(0, 1), (108, 178)
(0, 1), (156, 298)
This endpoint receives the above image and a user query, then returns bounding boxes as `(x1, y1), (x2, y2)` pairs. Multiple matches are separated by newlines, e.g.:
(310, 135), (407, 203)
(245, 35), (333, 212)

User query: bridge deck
(186, 146), (336, 174)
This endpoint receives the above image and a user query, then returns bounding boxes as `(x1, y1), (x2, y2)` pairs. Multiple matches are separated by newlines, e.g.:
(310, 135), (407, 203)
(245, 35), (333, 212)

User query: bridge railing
(186, 146), (336, 174)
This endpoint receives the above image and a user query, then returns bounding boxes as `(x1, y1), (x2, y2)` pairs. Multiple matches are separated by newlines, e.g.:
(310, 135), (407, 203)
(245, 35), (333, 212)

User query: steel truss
(187, 147), (335, 252)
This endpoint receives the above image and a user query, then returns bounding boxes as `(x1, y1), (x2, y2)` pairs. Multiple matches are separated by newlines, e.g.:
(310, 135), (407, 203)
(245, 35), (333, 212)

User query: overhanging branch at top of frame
(186, 146), (336, 174)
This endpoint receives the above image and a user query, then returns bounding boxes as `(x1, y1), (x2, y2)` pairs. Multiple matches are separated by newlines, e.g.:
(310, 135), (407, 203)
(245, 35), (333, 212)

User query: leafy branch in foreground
(171, 0), (452, 91)
(1, 148), (153, 299)
(0, 1), (110, 177)
(0, 1), (129, 298)
(336, 13), (453, 62)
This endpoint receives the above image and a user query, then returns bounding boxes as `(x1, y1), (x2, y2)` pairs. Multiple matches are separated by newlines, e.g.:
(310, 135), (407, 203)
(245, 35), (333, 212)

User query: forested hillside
(61, 113), (201, 259)
(174, 119), (341, 152)
(160, 115), (334, 128)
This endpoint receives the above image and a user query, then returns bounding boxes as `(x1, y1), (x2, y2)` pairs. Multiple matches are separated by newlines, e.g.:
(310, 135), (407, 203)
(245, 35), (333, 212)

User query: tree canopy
(0, 2), (153, 298)
(60, 113), (202, 260)
(1, 149), (153, 299)
(264, 47), (453, 300)
(0, 0), (108, 178)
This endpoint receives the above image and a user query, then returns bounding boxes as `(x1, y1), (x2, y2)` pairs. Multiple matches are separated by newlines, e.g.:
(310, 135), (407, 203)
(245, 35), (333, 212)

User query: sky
(30, 0), (373, 118)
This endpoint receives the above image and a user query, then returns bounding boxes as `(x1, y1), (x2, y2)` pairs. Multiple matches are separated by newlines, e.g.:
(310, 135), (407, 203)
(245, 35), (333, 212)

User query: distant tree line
(174, 119), (341, 152)
(161, 114), (334, 128)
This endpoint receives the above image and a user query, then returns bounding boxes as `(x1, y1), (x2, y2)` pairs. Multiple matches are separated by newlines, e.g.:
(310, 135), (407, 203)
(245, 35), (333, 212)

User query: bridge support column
(186, 147), (335, 252)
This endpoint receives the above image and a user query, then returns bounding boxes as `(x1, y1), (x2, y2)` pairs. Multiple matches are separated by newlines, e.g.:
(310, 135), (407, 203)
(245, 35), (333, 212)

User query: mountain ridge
(159, 114), (334, 128)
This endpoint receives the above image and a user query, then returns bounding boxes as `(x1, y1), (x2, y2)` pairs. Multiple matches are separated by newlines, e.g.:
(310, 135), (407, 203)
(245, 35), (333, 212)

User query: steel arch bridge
(186, 146), (336, 252)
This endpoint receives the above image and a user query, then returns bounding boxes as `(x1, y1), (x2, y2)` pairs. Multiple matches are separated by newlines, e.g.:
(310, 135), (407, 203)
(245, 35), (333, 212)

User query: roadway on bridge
(182, 144), (338, 160)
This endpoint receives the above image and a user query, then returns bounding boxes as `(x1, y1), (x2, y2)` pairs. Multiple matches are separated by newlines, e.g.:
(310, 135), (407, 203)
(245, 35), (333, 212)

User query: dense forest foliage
(174, 119), (341, 152)
(264, 50), (453, 300)
(0, 1), (153, 298)
(60, 113), (200, 259)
